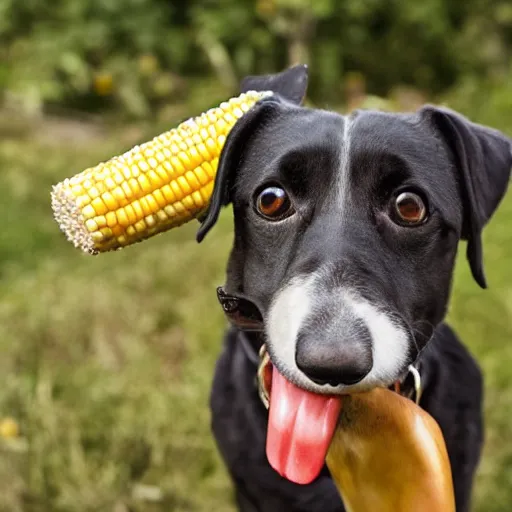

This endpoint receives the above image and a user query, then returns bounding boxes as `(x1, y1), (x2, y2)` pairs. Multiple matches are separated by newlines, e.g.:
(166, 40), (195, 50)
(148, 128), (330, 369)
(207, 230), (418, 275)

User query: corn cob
(51, 90), (272, 254)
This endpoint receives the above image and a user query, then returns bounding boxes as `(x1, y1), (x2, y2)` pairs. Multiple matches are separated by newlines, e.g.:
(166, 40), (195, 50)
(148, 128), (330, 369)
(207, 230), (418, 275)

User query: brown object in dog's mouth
(257, 344), (456, 511)
(326, 388), (456, 511)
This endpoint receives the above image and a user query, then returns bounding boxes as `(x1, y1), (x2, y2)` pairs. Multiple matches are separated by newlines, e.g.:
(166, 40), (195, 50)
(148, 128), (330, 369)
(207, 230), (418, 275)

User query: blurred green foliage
(2, 0), (512, 117)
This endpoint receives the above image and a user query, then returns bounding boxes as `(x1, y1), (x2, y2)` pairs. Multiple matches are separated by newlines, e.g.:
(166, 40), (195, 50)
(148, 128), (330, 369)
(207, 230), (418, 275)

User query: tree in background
(1, 0), (512, 117)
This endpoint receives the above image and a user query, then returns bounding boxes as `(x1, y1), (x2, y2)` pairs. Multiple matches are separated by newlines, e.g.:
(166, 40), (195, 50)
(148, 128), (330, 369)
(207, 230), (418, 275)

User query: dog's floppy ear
(196, 65), (309, 242)
(421, 105), (512, 288)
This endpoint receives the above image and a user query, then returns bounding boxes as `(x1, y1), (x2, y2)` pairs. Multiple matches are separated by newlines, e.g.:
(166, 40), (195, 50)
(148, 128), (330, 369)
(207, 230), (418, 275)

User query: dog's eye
(392, 191), (427, 225)
(255, 186), (293, 220)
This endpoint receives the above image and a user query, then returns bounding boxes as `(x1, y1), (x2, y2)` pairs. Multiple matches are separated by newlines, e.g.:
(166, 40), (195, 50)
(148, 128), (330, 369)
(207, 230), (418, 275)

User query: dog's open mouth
(257, 344), (343, 485)
(257, 344), (421, 485)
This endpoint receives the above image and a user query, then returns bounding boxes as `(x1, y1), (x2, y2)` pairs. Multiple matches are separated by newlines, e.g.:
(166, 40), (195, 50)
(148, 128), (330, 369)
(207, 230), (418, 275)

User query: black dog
(195, 65), (512, 511)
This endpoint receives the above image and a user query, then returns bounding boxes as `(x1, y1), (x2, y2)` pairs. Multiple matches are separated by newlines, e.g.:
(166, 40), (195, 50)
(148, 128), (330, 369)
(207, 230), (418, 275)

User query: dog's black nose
(295, 317), (373, 387)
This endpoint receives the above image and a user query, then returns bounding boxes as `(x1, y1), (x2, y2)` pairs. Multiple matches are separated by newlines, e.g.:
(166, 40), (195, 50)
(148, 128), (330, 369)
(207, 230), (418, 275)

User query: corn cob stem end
(51, 181), (99, 255)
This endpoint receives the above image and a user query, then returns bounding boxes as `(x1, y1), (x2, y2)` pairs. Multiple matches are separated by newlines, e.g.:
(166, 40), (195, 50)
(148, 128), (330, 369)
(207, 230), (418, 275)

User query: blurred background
(0, 0), (511, 510)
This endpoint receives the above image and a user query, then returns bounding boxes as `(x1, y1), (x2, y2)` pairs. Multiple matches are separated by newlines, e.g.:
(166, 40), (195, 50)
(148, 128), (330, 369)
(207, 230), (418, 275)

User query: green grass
(0, 109), (511, 512)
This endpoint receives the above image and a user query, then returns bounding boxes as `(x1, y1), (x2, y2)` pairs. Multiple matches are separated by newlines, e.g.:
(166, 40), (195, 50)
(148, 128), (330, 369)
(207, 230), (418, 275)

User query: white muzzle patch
(265, 272), (410, 394)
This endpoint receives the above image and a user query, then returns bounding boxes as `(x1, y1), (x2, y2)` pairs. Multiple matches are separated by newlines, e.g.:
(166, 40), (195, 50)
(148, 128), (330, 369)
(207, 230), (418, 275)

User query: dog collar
(239, 331), (262, 367)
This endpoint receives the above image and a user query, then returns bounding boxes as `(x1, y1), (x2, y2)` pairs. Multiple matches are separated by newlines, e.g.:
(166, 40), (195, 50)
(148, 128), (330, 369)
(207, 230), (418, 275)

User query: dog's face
(198, 66), (512, 395)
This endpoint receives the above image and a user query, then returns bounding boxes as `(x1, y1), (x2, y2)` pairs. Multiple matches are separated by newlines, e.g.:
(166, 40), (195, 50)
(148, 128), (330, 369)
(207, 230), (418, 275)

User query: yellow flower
(256, 0), (276, 17)
(0, 417), (19, 439)
(93, 73), (114, 96)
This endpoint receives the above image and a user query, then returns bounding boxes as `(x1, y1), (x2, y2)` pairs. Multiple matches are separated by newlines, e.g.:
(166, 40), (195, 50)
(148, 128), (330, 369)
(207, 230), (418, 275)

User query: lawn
(0, 105), (511, 512)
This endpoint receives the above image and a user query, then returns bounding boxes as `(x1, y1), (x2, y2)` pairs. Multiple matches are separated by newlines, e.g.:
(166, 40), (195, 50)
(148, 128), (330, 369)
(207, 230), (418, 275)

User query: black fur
(196, 66), (511, 511)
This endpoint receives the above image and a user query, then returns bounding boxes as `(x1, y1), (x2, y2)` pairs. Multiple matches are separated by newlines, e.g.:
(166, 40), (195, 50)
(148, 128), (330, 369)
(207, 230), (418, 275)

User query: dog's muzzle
(216, 286), (423, 408)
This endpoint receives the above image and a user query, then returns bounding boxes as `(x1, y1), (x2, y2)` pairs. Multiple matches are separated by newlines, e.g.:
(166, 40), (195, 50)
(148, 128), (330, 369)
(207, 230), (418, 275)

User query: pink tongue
(266, 366), (343, 485)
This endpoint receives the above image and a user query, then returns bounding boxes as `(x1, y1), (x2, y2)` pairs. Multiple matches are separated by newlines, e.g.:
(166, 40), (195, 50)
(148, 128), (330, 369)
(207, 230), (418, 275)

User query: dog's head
(198, 65), (512, 394)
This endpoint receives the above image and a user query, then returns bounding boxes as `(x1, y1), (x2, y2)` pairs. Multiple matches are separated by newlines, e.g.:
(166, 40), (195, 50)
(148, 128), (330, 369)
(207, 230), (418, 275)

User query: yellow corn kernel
(216, 118), (228, 134)
(121, 181), (134, 199)
(178, 151), (191, 168)
(91, 197), (108, 216)
(100, 227), (113, 239)
(174, 201), (186, 214)
(128, 178), (141, 195)
(206, 139), (218, 156)
(113, 172), (125, 185)
(111, 224), (124, 237)
(152, 189), (167, 209)
(153, 165), (168, 183)
(131, 200), (144, 219)
(156, 210), (168, 222)
(51, 90), (273, 254)
(106, 212), (117, 227)
(170, 156), (185, 175)
(104, 177), (116, 189)
(124, 204), (137, 225)
(82, 204), (96, 219)
(121, 166), (131, 180)
(203, 160), (216, 178)
(134, 220), (147, 233)
(195, 167), (209, 186)
(138, 174), (152, 193)
(76, 195), (90, 209)
(101, 191), (116, 209)
(139, 197), (153, 216)
(207, 125), (217, 139)
(116, 208), (129, 227)
(147, 170), (161, 187)
(161, 184), (175, 203)
(191, 190), (204, 208)
(177, 176), (192, 196)
(164, 204), (177, 217)
(188, 147), (203, 168)
(182, 195), (195, 211)
(170, 181), (183, 200)
(71, 184), (83, 196)
(91, 231), (103, 243)
(184, 171), (200, 191)
(145, 194), (159, 213)
(197, 143), (211, 161)
(95, 215), (107, 228)
(85, 219), (98, 232)
(224, 112), (235, 125)
(145, 214), (156, 228)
